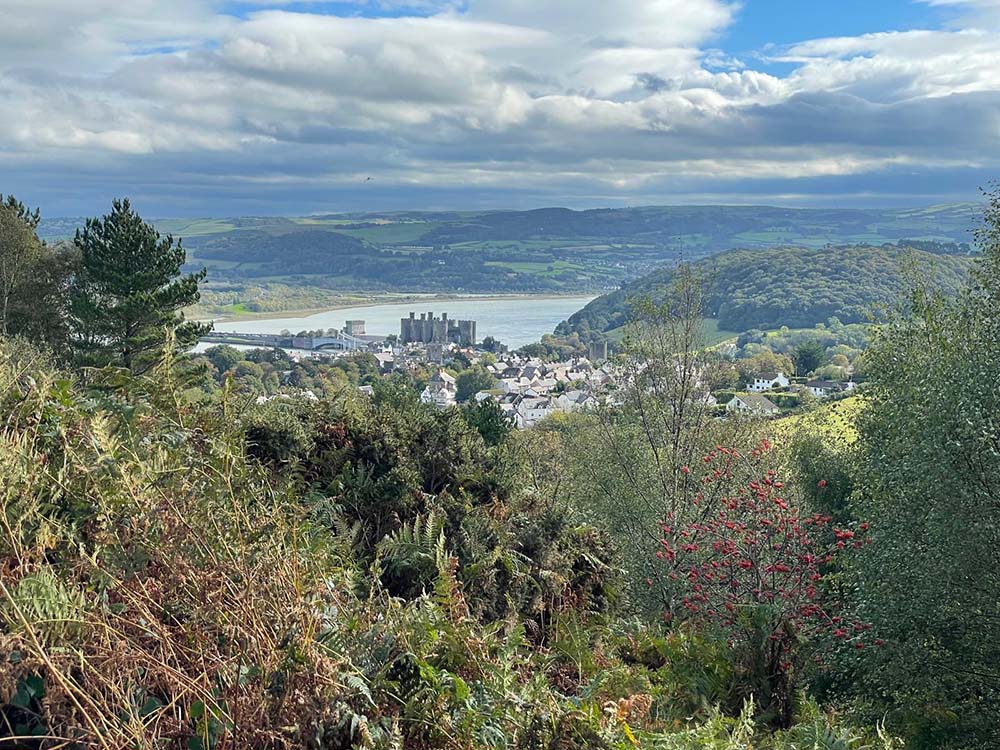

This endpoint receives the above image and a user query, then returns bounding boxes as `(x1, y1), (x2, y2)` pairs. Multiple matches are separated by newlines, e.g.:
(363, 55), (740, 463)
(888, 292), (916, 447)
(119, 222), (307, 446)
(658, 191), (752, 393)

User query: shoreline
(194, 292), (598, 324)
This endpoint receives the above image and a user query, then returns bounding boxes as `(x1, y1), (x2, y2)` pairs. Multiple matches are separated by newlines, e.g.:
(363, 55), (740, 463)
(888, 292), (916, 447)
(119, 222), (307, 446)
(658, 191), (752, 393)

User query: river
(202, 295), (595, 349)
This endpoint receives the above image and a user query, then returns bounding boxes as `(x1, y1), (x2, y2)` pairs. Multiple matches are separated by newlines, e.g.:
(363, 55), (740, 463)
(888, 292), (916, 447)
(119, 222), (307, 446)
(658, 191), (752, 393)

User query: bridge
(200, 330), (366, 352)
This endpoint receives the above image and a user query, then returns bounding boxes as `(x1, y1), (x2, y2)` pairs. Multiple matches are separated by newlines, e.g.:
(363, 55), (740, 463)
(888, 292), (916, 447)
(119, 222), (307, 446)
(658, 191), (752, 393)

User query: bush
(769, 393), (800, 408)
(0, 339), (893, 749)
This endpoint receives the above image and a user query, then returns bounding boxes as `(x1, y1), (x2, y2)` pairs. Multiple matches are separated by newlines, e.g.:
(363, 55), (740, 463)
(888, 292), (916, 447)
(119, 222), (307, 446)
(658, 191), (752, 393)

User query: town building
(726, 393), (780, 416)
(426, 342), (445, 364)
(420, 369), (458, 409)
(746, 371), (790, 392)
(588, 340), (609, 362)
(805, 379), (858, 398)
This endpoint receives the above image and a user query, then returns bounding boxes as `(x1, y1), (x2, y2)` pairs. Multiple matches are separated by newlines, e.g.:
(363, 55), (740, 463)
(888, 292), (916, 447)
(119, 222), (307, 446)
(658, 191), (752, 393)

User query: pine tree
(0, 194), (41, 230)
(69, 198), (209, 373)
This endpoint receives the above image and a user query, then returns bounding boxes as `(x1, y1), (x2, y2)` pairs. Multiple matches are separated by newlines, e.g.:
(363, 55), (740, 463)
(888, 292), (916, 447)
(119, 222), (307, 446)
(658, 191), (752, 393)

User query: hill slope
(558, 245), (974, 336)
(39, 203), (981, 295)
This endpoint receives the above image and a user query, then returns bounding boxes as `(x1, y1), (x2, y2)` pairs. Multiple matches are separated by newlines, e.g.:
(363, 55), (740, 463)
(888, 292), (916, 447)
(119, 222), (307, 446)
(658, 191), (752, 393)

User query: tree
(10, 242), (78, 351)
(565, 267), (730, 612)
(662, 439), (873, 728)
(205, 344), (246, 374)
(450, 350), (472, 370)
(0, 199), (76, 349)
(69, 198), (209, 373)
(0, 194), (40, 230)
(0, 203), (44, 337)
(847, 186), (1000, 749)
(463, 397), (514, 446)
(736, 351), (795, 383)
(792, 340), (827, 376)
(455, 366), (496, 402)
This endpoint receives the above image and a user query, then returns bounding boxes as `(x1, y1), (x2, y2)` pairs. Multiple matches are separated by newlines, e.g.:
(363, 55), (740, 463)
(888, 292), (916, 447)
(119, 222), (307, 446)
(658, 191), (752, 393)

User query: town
(203, 309), (861, 428)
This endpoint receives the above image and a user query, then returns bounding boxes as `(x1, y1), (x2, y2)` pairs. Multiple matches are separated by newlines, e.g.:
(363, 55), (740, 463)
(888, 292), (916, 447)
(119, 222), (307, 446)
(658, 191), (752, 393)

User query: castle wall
(400, 311), (478, 345)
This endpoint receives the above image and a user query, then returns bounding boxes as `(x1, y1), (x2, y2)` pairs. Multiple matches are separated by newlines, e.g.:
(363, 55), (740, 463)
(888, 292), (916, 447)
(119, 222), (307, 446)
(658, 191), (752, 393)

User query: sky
(2, 0), (1000, 217)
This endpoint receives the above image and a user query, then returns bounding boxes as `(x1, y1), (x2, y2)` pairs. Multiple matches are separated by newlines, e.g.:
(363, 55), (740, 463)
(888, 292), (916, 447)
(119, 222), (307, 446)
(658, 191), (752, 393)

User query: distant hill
(558, 244), (975, 337)
(37, 203), (980, 294)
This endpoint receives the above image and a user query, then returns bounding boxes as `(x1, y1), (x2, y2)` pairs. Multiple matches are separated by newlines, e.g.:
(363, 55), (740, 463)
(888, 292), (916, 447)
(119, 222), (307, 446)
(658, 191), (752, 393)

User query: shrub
(658, 440), (875, 727)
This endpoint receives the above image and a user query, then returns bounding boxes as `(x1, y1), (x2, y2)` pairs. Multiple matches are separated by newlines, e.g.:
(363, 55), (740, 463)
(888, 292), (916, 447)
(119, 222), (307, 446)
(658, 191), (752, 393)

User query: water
(203, 296), (595, 349)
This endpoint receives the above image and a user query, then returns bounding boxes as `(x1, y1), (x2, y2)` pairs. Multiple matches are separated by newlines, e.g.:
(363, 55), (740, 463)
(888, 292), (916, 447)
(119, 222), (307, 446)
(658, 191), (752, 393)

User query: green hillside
(37, 203), (982, 296)
(559, 244), (974, 337)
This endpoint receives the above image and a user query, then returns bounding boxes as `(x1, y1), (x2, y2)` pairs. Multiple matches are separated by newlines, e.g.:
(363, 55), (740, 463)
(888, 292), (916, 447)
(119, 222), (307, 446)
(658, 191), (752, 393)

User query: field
(154, 218), (239, 236)
(604, 317), (739, 347)
(39, 204), (981, 314)
(777, 395), (864, 445)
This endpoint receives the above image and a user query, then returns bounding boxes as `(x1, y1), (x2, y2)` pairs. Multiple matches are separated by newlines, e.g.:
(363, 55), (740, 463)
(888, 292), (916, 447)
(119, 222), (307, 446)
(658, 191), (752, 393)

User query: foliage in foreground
(0, 342), (890, 749)
(840, 187), (1000, 750)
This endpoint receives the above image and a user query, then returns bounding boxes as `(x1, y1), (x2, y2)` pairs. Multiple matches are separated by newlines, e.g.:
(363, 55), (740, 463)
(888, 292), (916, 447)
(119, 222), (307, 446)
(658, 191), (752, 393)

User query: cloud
(1, 0), (999, 215)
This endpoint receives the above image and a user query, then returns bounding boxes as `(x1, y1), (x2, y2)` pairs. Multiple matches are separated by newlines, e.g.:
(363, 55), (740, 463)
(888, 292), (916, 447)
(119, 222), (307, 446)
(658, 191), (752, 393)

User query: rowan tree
(658, 439), (873, 727)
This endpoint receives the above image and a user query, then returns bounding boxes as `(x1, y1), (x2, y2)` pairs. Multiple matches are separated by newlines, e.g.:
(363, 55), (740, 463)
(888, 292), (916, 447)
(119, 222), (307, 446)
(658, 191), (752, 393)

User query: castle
(401, 312), (477, 347)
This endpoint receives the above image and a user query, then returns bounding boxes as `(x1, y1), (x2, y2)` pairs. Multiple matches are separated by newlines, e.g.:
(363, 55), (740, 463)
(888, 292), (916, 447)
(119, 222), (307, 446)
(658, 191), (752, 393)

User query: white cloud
(0, 0), (231, 71)
(0, 0), (999, 213)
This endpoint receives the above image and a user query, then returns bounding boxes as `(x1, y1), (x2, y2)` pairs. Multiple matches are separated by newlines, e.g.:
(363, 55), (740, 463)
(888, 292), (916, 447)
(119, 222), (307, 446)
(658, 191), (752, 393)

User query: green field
(338, 224), (441, 244)
(77, 203), (979, 300)
(155, 219), (238, 236)
(776, 395), (863, 445)
(485, 260), (589, 275)
(604, 317), (738, 347)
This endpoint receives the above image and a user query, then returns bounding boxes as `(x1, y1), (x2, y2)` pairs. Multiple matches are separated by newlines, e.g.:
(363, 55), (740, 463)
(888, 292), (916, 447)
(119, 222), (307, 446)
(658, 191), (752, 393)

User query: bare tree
(569, 265), (748, 612)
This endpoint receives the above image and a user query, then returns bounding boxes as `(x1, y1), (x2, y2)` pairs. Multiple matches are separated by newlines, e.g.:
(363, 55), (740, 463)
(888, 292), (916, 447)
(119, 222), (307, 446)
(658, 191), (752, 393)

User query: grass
(190, 257), (243, 270)
(292, 217), (441, 245)
(154, 219), (237, 236)
(776, 395), (863, 445)
(485, 260), (589, 275)
(288, 217), (356, 226)
(700, 318), (740, 347)
(335, 223), (441, 244)
(604, 318), (739, 347)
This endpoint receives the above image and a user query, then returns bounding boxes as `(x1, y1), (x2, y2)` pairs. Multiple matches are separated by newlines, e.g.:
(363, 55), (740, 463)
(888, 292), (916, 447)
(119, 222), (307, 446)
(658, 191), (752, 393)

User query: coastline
(194, 292), (599, 324)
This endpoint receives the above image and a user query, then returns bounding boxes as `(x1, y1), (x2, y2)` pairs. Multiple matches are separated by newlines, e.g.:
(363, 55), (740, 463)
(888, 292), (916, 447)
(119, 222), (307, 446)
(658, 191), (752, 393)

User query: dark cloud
(1, 1), (998, 215)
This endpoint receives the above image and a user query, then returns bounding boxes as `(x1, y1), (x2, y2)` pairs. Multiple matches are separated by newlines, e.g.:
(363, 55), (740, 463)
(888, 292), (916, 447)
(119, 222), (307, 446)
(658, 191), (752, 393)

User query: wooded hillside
(559, 245), (973, 336)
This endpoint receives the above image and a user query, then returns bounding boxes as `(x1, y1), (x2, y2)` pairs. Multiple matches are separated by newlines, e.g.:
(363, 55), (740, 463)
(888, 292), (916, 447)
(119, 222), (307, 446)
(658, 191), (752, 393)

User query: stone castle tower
(400, 312), (477, 346)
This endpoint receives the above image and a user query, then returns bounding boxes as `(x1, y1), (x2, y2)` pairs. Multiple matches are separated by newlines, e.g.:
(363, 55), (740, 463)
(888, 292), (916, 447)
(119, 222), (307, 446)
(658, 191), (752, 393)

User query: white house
(516, 396), (557, 427)
(726, 393), (780, 416)
(805, 379), (858, 398)
(746, 372), (790, 393)
(420, 369), (457, 409)
(554, 389), (598, 413)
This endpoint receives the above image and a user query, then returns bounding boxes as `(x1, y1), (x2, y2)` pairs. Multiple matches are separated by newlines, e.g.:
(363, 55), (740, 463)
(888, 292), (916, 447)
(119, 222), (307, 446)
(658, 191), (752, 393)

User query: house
(554, 389), (598, 413)
(373, 353), (395, 373)
(420, 369), (457, 409)
(516, 396), (557, 427)
(496, 392), (525, 426)
(746, 372), (790, 393)
(805, 379), (858, 398)
(726, 393), (780, 416)
(255, 389), (319, 405)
